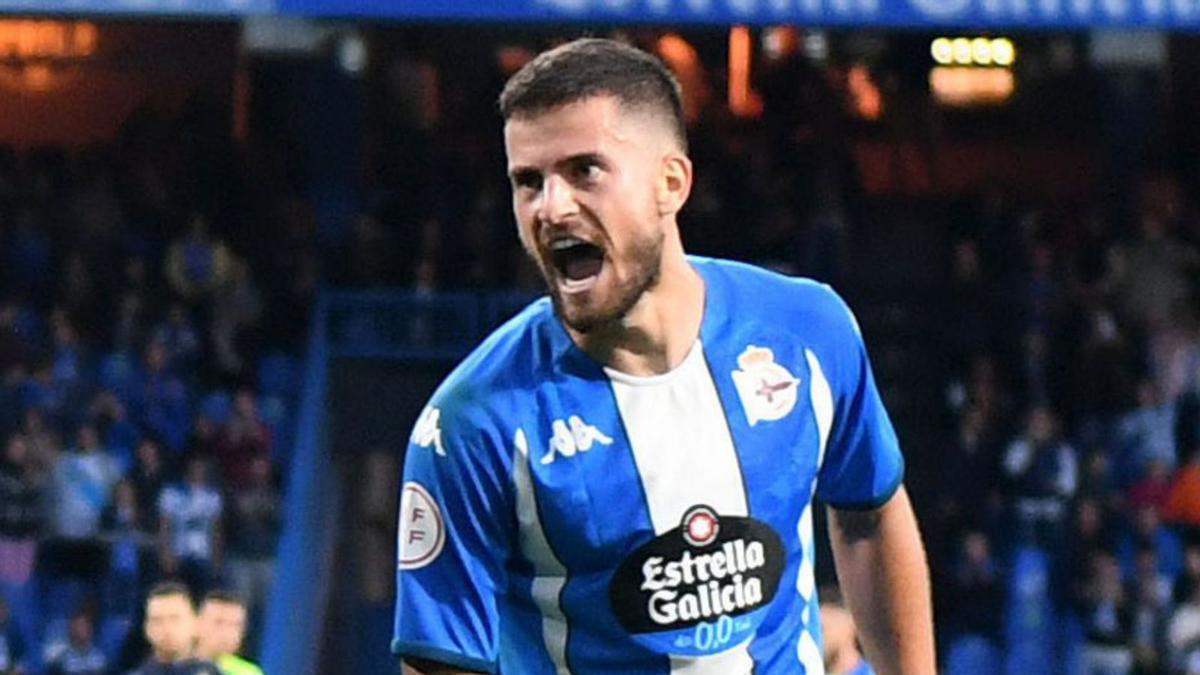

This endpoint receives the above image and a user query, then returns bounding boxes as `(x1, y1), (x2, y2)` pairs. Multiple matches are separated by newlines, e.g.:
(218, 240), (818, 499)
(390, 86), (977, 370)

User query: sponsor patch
(609, 507), (784, 655)
(397, 481), (445, 570)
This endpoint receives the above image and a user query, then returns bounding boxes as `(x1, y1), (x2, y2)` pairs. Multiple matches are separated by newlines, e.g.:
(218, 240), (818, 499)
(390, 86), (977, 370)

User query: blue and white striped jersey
(393, 256), (904, 674)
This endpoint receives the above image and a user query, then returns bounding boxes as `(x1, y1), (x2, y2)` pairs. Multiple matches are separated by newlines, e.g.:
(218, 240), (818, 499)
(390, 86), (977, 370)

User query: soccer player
(131, 582), (222, 675)
(394, 38), (934, 674)
(194, 591), (263, 675)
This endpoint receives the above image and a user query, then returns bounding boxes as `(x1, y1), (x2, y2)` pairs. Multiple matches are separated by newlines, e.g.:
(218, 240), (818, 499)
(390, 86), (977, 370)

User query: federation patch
(398, 481), (445, 570)
(731, 345), (800, 426)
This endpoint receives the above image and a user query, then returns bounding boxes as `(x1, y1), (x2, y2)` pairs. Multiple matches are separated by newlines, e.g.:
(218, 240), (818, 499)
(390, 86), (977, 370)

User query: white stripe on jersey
(797, 349), (832, 675)
(514, 428), (572, 675)
(607, 341), (754, 675)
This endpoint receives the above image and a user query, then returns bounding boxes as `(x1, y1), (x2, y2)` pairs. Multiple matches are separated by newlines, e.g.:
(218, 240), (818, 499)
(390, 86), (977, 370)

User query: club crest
(731, 345), (800, 426)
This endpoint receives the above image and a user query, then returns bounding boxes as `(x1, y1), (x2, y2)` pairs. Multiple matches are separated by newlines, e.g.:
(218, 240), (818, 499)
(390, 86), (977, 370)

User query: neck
(570, 245), (704, 376)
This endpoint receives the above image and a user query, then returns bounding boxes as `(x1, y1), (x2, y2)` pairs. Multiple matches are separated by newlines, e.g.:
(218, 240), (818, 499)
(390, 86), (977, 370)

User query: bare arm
(827, 485), (935, 675)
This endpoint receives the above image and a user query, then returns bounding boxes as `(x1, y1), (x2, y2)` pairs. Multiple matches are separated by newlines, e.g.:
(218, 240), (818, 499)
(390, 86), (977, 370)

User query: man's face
(145, 594), (196, 662)
(197, 600), (247, 657)
(505, 96), (670, 334)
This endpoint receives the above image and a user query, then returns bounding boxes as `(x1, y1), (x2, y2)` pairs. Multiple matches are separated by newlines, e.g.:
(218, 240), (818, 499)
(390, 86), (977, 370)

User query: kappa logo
(731, 345), (800, 426)
(540, 415), (614, 465)
(410, 406), (446, 456)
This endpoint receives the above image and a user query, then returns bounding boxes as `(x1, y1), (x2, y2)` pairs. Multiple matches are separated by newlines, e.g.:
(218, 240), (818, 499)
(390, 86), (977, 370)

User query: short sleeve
(814, 291), (905, 510)
(392, 402), (512, 673)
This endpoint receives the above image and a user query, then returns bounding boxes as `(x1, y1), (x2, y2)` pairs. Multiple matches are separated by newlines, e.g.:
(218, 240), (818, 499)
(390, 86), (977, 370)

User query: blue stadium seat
(946, 635), (1001, 675)
(258, 354), (299, 397)
(200, 390), (234, 426)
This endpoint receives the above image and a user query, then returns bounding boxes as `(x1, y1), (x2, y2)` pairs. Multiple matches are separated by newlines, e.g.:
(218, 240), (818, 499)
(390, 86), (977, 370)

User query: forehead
(147, 595), (192, 616)
(202, 601), (245, 619)
(504, 96), (645, 169)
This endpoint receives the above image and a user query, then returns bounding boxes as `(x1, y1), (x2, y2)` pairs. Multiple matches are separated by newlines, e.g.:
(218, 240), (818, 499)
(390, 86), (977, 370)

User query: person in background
(222, 455), (278, 653)
(129, 582), (220, 675)
(158, 456), (223, 597)
(1080, 551), (1134, 675)
(193, 591), (262, 675)
(0, 597), (28, 675)
(1003, 405), (1079, 546)
(820, 587), (875, 675)
(43, 611), (106, 675)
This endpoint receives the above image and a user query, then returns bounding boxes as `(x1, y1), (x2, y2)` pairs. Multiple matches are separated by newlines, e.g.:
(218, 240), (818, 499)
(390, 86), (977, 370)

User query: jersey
(216, 653), (264, 675)
(393, 257), (905, 674)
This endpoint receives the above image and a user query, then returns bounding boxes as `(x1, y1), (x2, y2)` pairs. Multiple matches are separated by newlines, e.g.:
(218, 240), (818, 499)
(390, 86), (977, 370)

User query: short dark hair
(147, 581), (193, 606)
(202, 589), (246, 608)
(498, 38), (687, 152)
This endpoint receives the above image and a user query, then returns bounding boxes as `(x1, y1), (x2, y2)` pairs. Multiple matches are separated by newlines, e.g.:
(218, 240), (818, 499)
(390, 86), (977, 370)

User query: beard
(541, 228), (664, 334)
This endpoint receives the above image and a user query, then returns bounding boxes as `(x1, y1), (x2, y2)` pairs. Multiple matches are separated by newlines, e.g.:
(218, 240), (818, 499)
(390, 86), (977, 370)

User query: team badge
(731, 345), (800, 426)
(397, 482), (445, 570)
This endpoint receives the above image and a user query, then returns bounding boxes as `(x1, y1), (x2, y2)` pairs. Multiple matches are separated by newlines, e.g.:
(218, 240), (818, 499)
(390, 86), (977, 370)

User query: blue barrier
(4, 0), (1198, 29)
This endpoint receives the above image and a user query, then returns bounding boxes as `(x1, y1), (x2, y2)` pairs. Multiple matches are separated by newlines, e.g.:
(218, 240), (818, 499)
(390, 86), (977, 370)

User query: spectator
(88, 390), (140, 474)
(42, 611), (106, 675)
(223, 455), (279, 650)
(163, 214), (234, 306)
(0, 435), (44, 581)
(1169, 585), (1200, 672)
(102, 479), (149, 617)
(150, 304), (202, 373)
(1176, 542), (1200, 606)
(215, 390), (270, 488)
(1117, 379), (1179, 475)
(1002, 406), (1078, 545)
(0, 596), (27, 675)
(135, 339), (190, 454)
(947, 531), (1004, 644)
(1059, 498), (1118, 611)
(50, 424), (119, 540)
(1130, 548), (1173, 674)
(1127, 459), (1173, 516)
(210, 259), (262, 378)
(158, 455), (223, 596)
(130, 438), (167, 534)
(1080, 552), (1134, 674)
(1119, 506), (1184, 581)
(18, 407), (58, 481)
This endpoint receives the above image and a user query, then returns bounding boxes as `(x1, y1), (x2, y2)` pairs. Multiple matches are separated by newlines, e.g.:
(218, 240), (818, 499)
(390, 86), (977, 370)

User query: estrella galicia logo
(609, 506), (784, 637)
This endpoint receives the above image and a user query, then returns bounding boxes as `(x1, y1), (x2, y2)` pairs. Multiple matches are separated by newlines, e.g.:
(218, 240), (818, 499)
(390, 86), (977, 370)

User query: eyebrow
(508, 152), (609, 181)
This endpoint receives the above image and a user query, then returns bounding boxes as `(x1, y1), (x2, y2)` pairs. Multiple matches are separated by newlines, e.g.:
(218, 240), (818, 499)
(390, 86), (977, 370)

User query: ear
(656, 152), (693, 218)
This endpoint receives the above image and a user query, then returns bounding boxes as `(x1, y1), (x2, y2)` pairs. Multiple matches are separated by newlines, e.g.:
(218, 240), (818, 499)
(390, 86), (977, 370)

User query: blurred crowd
(929, 173), (1200, 674)
(0, 103), (308, 673)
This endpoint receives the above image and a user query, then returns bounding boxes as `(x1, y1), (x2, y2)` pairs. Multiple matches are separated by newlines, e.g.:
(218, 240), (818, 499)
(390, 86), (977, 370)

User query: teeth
(550, 237), (587, 251)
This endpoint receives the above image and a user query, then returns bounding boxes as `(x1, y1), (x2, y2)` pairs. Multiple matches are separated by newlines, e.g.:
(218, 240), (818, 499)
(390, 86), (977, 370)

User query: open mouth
(549, 237), (605, 291)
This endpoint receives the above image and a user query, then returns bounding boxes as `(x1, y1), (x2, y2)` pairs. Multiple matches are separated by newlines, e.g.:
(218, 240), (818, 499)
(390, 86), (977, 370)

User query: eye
(569, 157), (603, 186)
(511, 170), (542, 193)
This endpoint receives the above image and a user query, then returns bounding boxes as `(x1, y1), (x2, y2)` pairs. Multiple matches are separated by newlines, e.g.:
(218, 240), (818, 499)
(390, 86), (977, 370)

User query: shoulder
(422, 298), (555, 434)
(693, 256), (862, 340)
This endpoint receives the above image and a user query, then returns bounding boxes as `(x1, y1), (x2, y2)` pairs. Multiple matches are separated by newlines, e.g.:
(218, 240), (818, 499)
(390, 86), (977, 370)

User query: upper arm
(392, 402), (513, 673)
(812, 289), (905, 510)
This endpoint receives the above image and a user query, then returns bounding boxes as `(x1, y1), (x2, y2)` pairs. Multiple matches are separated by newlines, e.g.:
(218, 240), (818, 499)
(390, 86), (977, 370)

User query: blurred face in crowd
(185, 458), (209, 487)
(505, 95), (689, 333)
(196, 599), (247, 658)
(4, 435), (27, 466)
(1026, 407), (1056, 445)
(145, 593), (197, 662)
(77, 425), (99, 451)
(68, 613), (93, 648)
(136, 439), (161, 472)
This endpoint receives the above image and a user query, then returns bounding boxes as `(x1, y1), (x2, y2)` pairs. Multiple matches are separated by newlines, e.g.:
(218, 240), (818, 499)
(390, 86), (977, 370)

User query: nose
(535, 174), (578, 225)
